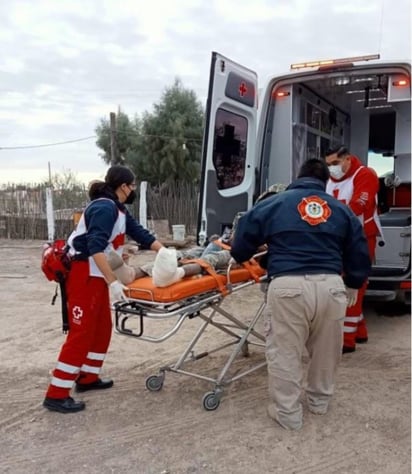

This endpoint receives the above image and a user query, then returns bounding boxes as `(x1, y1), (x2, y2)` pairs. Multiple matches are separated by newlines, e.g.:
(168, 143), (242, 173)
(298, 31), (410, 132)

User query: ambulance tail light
(400, 281), (411, 290)
(275, 90), (290, 98)
(392, 78), (409, 87)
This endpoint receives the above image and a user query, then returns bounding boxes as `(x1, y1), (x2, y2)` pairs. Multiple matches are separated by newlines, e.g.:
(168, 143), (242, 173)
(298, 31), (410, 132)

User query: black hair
(298, 158), (330, 183)
(104, 165), (135, 190)
(87, 165), (135, 201)
(325, 145), (349, 157)
(88, 180), (109, 200)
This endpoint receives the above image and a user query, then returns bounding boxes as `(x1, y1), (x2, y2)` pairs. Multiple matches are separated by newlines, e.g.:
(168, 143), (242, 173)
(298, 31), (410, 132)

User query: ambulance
(197, 52), (411, 305)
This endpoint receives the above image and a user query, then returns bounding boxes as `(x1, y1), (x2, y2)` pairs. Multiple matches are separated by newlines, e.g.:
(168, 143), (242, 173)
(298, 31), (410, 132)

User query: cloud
(0, 0), (410, 184)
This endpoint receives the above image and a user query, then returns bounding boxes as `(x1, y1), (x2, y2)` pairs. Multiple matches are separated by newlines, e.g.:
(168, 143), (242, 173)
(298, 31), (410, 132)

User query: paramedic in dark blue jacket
(43, 165), (163, 414)
(230, 158), (371, 431)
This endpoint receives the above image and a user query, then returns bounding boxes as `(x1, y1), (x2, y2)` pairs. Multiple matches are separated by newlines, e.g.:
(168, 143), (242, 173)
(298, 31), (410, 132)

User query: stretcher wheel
(202, 391), (220, 411)
(145, 375), (164, 392)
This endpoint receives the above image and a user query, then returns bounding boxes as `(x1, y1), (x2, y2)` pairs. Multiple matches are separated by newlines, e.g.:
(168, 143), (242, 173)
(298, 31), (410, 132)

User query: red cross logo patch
(297, 196), (332, 226)
(72, 306), (83, 320)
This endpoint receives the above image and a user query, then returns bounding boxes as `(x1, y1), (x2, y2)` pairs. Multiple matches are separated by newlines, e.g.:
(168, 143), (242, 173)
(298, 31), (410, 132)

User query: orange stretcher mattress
(125, 266), (266, 303)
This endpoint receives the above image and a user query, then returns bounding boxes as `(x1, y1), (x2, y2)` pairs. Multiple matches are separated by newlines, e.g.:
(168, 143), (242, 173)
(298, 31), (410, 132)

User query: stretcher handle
(227, 250), (267, 289)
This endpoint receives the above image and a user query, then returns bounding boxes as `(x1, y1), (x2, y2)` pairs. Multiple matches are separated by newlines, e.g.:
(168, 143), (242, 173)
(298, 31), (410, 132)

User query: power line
(0, 135), (96, 150)
(0, 131), (203, 151)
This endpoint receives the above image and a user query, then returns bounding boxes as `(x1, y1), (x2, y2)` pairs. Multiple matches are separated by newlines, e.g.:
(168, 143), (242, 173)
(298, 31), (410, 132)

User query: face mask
(124, 189), (137, 205)
(329, 164), (345, 180)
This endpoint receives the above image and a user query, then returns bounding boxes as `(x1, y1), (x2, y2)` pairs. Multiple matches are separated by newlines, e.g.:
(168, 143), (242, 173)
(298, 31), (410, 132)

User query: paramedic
(325, 146), (380, 353)
(230, 158), (371, 431)
(43, 165), (163, 414)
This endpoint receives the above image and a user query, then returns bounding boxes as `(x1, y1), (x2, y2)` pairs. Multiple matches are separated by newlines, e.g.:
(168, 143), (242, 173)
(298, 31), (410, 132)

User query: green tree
(137, 78), (204, 184)
(95, 79), (204, 184)
(95, 109), (142, 165)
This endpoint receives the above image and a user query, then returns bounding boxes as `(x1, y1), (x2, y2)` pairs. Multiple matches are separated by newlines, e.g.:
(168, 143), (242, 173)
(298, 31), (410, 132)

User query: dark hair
(105, 165), (135, 190)
(298, 158), (330, 183)
(325, 145), (348, 157)
(88, 180), (108, 200)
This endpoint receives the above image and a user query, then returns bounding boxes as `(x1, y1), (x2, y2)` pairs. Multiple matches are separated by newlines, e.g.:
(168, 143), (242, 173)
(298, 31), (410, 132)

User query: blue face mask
(329, 164), (345, 180)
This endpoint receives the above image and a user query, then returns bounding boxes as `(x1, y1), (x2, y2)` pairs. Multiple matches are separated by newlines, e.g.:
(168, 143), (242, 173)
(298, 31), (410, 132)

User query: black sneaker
(75, 378), (114, 393)
(43, 397), (85, 413)
(356, 337), (368, 344)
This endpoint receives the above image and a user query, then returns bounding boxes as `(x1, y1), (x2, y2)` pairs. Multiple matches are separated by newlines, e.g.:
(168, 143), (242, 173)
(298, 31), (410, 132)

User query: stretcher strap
(180, 258), (229, 296)
(240, 259), (263, 283)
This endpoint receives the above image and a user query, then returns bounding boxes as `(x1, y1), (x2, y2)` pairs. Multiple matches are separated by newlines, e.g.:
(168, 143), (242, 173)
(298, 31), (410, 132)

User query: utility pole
(110, 111), (117, 164)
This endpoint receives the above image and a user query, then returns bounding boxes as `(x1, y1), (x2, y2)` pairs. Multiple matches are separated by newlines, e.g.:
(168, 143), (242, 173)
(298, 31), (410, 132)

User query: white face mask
(329, 164), (345, 180)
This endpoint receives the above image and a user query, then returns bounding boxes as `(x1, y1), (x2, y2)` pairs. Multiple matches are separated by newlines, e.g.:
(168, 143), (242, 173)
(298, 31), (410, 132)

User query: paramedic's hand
(109, 280), (128, 302)
(228, 257), (238, 267)
(345, 287), (358, 307)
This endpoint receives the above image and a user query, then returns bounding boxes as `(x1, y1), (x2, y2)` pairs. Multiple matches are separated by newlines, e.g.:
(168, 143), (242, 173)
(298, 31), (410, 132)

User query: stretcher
(114, 254), (268, 411)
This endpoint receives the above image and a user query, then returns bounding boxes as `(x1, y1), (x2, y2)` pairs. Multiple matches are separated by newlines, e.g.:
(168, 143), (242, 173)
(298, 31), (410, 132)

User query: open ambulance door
(197, 52), (258, 244)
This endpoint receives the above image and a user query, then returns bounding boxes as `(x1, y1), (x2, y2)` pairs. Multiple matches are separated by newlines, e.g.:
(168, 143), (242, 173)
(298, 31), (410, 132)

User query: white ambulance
(197, 52), (411, 305)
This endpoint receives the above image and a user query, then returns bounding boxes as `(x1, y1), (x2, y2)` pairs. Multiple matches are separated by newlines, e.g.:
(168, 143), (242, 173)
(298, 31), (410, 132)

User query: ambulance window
(213, 108), (248, 190)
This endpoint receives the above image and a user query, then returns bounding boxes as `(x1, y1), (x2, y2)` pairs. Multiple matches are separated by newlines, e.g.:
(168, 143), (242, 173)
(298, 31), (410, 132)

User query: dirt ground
(0, 239), (410, 474)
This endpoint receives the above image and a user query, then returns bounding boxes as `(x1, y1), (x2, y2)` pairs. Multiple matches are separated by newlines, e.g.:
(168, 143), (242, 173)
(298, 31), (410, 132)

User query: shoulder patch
(297, 196), (332, 226)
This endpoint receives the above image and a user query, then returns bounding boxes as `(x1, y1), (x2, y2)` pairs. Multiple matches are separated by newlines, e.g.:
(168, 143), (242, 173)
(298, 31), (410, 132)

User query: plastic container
(172, 224), (186, 241)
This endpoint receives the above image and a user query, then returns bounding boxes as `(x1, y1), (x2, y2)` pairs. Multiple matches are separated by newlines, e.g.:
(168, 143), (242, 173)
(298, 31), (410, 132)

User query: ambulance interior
(265, 66), (411, 281)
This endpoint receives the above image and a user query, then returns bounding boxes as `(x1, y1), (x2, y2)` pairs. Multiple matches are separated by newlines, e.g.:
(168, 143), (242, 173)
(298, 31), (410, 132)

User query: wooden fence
(0, 182), (199, 240)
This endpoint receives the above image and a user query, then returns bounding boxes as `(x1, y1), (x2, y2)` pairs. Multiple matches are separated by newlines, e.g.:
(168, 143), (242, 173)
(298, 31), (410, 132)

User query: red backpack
(41, 239), (71, 282)
(41, 240), (71, 333)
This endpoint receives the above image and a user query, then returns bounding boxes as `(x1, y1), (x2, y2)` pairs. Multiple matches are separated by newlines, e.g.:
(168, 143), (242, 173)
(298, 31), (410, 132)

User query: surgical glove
(109, 280), (129, 302)
(345, 287), (358, 307)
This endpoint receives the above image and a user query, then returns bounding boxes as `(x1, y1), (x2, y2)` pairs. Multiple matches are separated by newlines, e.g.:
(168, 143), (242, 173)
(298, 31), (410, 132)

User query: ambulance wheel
(202, 391), (220, 411)
(145, 375), (164, 392)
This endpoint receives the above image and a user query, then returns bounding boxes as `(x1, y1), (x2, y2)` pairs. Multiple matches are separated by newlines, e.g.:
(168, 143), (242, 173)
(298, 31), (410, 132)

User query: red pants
(46, 261), (112, 399)
(343, 236), (376, 349)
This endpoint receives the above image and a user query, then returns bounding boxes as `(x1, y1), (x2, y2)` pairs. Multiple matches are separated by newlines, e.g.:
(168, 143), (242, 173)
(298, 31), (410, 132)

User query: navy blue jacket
(230, 177), (371, 289)
(70, 198), (155, 256)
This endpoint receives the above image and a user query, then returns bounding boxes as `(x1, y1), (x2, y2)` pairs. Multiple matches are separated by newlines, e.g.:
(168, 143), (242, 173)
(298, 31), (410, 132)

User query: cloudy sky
(0, 0), (410, 185)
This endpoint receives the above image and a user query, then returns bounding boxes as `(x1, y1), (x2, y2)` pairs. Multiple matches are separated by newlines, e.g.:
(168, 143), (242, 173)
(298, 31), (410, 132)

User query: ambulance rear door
(197, 52), (258, 244)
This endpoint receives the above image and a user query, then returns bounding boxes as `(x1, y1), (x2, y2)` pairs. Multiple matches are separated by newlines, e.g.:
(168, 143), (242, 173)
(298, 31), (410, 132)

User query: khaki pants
(265, 274), (346, 429)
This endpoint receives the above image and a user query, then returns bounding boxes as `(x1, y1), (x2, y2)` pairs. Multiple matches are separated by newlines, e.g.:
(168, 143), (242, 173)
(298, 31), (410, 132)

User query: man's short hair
(298, 158), (330, 183)
(325, 145), (348, 157)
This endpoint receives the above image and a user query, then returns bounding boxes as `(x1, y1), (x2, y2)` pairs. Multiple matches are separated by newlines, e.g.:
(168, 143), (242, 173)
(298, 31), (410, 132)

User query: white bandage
(152, 247), (185, 287)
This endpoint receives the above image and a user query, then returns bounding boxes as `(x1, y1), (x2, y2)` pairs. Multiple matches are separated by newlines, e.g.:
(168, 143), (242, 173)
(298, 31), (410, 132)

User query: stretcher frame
(114, 258), (268, 411)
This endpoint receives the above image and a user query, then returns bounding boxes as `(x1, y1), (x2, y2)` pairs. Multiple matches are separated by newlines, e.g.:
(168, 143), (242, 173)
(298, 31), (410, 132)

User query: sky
(0, 0), (411, 185)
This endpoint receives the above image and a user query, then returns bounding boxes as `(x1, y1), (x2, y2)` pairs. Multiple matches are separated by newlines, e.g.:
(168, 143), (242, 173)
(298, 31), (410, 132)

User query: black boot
(43, 397), (85, 413)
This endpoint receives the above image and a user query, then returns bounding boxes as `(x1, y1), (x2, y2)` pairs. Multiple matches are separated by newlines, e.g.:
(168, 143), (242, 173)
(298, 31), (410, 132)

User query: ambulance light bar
(290, 54), (380, 70)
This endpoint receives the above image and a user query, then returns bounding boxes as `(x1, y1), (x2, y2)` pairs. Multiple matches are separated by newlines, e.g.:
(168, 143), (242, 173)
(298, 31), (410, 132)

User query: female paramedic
(43, 165), (163, 413)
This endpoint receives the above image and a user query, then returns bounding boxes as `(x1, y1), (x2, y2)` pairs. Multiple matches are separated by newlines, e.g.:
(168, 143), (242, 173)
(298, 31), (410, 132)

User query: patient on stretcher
(109, 183), (287, 289)
(108, 236), (234, 288)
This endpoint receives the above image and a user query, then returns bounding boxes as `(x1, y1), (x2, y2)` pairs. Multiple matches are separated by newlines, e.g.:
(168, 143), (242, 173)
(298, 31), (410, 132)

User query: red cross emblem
(72, 306), (83, 320)
(239, 82), (247, 97)
(297, 196), (332, 226)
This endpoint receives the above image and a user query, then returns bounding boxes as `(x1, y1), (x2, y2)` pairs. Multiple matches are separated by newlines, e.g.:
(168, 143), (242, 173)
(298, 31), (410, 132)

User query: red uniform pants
(343, 236), (376, 349)
(46, 260), (112, 399)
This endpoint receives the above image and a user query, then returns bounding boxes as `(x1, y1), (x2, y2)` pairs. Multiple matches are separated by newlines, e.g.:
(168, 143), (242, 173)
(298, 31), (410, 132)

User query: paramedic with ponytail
(325, 146), (380, 354)
(43, 165), (163, 413)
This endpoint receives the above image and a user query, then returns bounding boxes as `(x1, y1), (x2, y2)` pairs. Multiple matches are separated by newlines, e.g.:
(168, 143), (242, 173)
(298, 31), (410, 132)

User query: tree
(95, 109), (142, 165)
(44, 169), (88, 210)
(95, 79), (204, 184)
(136, 78), (204, 184)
